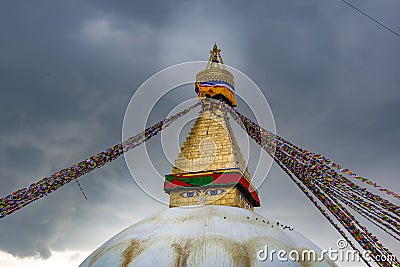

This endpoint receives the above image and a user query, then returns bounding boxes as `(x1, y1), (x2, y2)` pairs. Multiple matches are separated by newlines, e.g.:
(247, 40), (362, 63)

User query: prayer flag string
(203, 98), (399, 266)
(0, 102), (201, 219)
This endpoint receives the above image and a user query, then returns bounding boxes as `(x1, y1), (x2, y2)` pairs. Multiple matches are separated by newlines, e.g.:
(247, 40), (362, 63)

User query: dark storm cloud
(0, 0), (175, 259)
(0, 0), (399, 263)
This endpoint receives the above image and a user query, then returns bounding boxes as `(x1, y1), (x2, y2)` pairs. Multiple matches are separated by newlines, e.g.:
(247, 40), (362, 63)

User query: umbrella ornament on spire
(195, 43), (237, 107)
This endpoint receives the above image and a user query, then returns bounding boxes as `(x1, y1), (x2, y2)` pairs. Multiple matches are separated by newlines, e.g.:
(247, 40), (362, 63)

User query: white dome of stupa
(80, 205), (335, 266)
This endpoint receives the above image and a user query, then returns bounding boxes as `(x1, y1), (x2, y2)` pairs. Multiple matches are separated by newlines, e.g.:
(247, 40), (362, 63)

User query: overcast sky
(0, 1), (399, 266)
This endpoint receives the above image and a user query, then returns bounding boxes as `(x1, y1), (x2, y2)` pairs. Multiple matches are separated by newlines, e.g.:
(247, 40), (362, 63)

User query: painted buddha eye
(206, 189), (223, 196)
(181, 191), (198, 198)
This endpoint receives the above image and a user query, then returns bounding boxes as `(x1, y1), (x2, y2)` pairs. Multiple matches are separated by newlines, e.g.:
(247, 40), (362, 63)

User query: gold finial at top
(210, 43), (221, 62)
(206, 43), (226, 69)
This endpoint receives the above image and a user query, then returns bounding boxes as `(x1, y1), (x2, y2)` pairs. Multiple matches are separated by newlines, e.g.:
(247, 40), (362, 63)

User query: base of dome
(80, 205), (335, 267)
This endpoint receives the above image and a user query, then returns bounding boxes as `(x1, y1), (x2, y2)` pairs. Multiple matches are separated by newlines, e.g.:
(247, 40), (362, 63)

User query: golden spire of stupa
(164, 44), (259, 209)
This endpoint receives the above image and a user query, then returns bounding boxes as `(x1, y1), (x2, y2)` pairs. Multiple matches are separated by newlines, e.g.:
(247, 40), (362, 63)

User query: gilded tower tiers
(164, 44), (260, 210)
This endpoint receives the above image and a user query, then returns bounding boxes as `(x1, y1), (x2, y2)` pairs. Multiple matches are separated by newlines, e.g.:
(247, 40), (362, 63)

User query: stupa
(80, 44), (335, 267)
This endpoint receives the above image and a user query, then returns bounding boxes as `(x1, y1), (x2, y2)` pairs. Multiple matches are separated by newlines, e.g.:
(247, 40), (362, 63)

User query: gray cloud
(0, 0), (399, 264)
